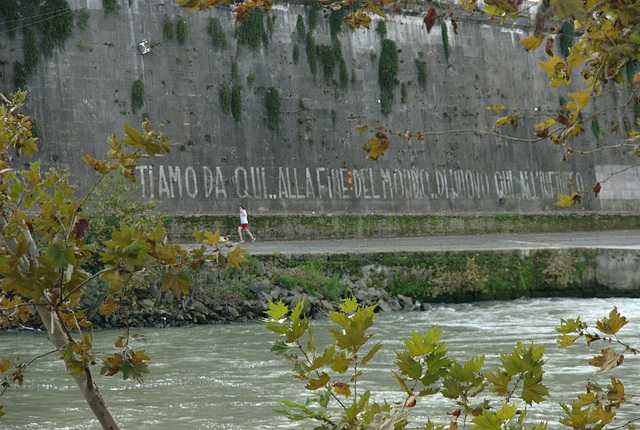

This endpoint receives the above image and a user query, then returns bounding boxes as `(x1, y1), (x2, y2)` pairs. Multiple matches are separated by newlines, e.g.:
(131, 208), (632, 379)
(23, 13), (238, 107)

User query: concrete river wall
(1, 0), (640, 221)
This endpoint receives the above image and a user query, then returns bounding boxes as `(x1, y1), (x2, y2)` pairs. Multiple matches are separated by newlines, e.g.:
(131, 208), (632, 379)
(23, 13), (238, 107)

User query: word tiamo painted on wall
(135, 165), (585, 201)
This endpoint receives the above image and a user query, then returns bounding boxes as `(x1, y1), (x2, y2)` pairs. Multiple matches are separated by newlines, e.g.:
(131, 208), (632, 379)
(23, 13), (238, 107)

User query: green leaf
(266, 301), (289, 320)
(339, 297), (359, 313)
(305, 372), (330, 390)
(521, 371), (549, 404)
(161, 273), (190, 299)
(309, 345), (335, 371)
(360, 341), (382, 367)
(330, 352), (351, 374)
(557, 334), (579, 348)
(45, 242), (77, 270)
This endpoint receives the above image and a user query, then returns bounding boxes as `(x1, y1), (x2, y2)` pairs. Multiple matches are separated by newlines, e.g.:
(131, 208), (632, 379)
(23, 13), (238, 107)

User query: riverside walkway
(237, 230), (640, 256)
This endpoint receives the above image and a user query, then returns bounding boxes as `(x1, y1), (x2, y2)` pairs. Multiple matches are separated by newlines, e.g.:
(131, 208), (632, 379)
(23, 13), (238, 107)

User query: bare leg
(237, 226), (243, 241)
(246, 230), (254, 241)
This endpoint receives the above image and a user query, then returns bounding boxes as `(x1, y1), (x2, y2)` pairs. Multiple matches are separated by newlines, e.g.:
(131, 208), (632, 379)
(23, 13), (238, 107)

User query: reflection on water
(1, 297), (639, 429)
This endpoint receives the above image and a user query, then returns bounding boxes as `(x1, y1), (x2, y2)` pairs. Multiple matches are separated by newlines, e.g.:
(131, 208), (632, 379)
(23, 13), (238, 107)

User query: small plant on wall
(131, 79), (144, 113)
(41, 0), (74, 57)
(163, 15), (174, 41)
(206, 17), (226, 50)
(102, 0), (118, 13)
(219, 84), (231, 115)
(267, 87), (280, 132)
(237, 8), (267, 51)
(177, 16), (188, 45)
(379, 39), (398, 115)
(231, 83), (242, 125)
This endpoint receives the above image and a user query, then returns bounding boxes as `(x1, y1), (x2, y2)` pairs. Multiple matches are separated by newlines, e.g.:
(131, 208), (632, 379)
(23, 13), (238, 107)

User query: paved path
(231, 230), (640, 256)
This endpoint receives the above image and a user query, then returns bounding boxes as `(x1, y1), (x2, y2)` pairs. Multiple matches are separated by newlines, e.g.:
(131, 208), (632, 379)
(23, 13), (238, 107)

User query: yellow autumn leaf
(227, 246), (248, 269)
(569, 90), (590, 111)
(535, 119), (557, 129)
(99, 297), (116, 315)
(551, 0), (587, 21)
(519, 35), (544, 51)
(354, 124), (369, 133)
(554, 192), (581, 207)
(0, 359), (10, 373)
(362, 136), (389, 161)
(494, 115), (518, 130)
(485, 104), (505, 111)
(596, 307), (628, 335)
(332, 382), (351, 398)
(540, 56), (565, 78)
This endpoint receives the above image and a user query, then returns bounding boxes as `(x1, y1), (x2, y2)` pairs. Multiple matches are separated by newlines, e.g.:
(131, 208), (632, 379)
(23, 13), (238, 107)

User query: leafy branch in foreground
(0, 91), (248, 429)
(264, 298), (551, 429)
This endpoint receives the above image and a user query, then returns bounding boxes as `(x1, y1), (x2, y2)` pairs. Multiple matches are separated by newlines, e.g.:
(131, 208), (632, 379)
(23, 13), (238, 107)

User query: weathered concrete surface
(230, 230), (640, 295)
(166, 211), (640, 241)
(1, 1), (639, 216)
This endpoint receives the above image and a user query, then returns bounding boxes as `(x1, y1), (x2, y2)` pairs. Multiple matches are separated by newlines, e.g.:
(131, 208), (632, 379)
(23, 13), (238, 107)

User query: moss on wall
(165, 213), (640, 243)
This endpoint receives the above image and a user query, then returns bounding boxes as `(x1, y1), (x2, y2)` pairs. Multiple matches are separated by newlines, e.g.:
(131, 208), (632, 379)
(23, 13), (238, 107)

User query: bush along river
(38, 247), (633, 330)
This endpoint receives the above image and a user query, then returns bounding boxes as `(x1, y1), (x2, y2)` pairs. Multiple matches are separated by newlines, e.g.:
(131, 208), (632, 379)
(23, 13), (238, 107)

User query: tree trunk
(33, 304), (121, 430)
(1, 216), (121, 430)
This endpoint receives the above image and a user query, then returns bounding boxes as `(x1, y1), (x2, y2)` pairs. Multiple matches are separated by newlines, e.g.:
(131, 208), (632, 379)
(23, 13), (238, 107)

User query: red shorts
(239, 223), (249, 230)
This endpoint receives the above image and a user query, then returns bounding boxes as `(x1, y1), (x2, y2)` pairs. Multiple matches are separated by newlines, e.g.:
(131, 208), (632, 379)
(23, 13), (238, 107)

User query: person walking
(237, 205), (255, 244)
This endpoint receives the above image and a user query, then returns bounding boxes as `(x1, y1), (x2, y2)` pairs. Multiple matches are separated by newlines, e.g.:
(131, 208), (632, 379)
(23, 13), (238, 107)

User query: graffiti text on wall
(135, 165), (585, 201)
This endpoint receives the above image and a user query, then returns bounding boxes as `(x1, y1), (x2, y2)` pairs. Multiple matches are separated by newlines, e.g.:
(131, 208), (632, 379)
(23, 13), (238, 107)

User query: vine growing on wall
(41, 0), (74, 57)
(219, 84), (231, 115)
(76, 8), (89, 31)
(237, 8), (267, 51)
(206, 17), (226, 50)
(329, 8), (345, 41)
(339, 57), (348, 88)
(296, 14), (306, 39)
(376, 20), (387, 40)
(317, 44), (335, 85)
(306, 32), (318, 81)
(558, 20), (575, 59)
(231, 61), (238, 81)
(177, 16), (188, 45)
(293, 43), (300, 63)
(163, 15), (174, 41)
(231, 83), (242, 124)
(401, 82), (407, 104)
(102, 0), (118, 13)
(379, 39), (398, 115)
(440, 19), (450, 62)
(0, 0), (20, 39)
(308, 2), (319, 31)
(266, 87), (281, 132)
(13, 62), (28, 91)
(591, 117), (600, 143)
(415, 59), (427, 88)
(131, 79), (144, 113)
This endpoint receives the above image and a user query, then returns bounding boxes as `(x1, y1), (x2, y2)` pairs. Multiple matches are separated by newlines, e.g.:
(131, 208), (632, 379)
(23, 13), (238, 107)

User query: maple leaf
(554, 192), (581, 207)
(332, 382), (351, 398)
(227, 245), (248, 269)
(519, 35), (544, 51)
(589, 348), (624, 375)
(596, 307), (628, 335)
(362, 133), (389, 161)
(99, 297), (116, 315)
(423, 7), (437, 33)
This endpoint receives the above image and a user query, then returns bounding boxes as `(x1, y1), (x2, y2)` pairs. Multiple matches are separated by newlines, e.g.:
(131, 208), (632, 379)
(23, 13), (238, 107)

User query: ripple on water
(1, 297), (638, 429)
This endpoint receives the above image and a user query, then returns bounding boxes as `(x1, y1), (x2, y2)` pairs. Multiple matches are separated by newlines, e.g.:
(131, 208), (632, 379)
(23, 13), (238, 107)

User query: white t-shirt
(240, 209), (248, 224)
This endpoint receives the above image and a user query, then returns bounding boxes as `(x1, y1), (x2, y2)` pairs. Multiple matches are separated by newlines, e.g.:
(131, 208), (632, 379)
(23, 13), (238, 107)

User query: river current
(1, 297), (639, 429)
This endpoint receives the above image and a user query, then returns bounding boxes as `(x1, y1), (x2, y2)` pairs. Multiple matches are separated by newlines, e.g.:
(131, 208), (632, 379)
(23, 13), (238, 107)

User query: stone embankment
(86, 278), (430, 329)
